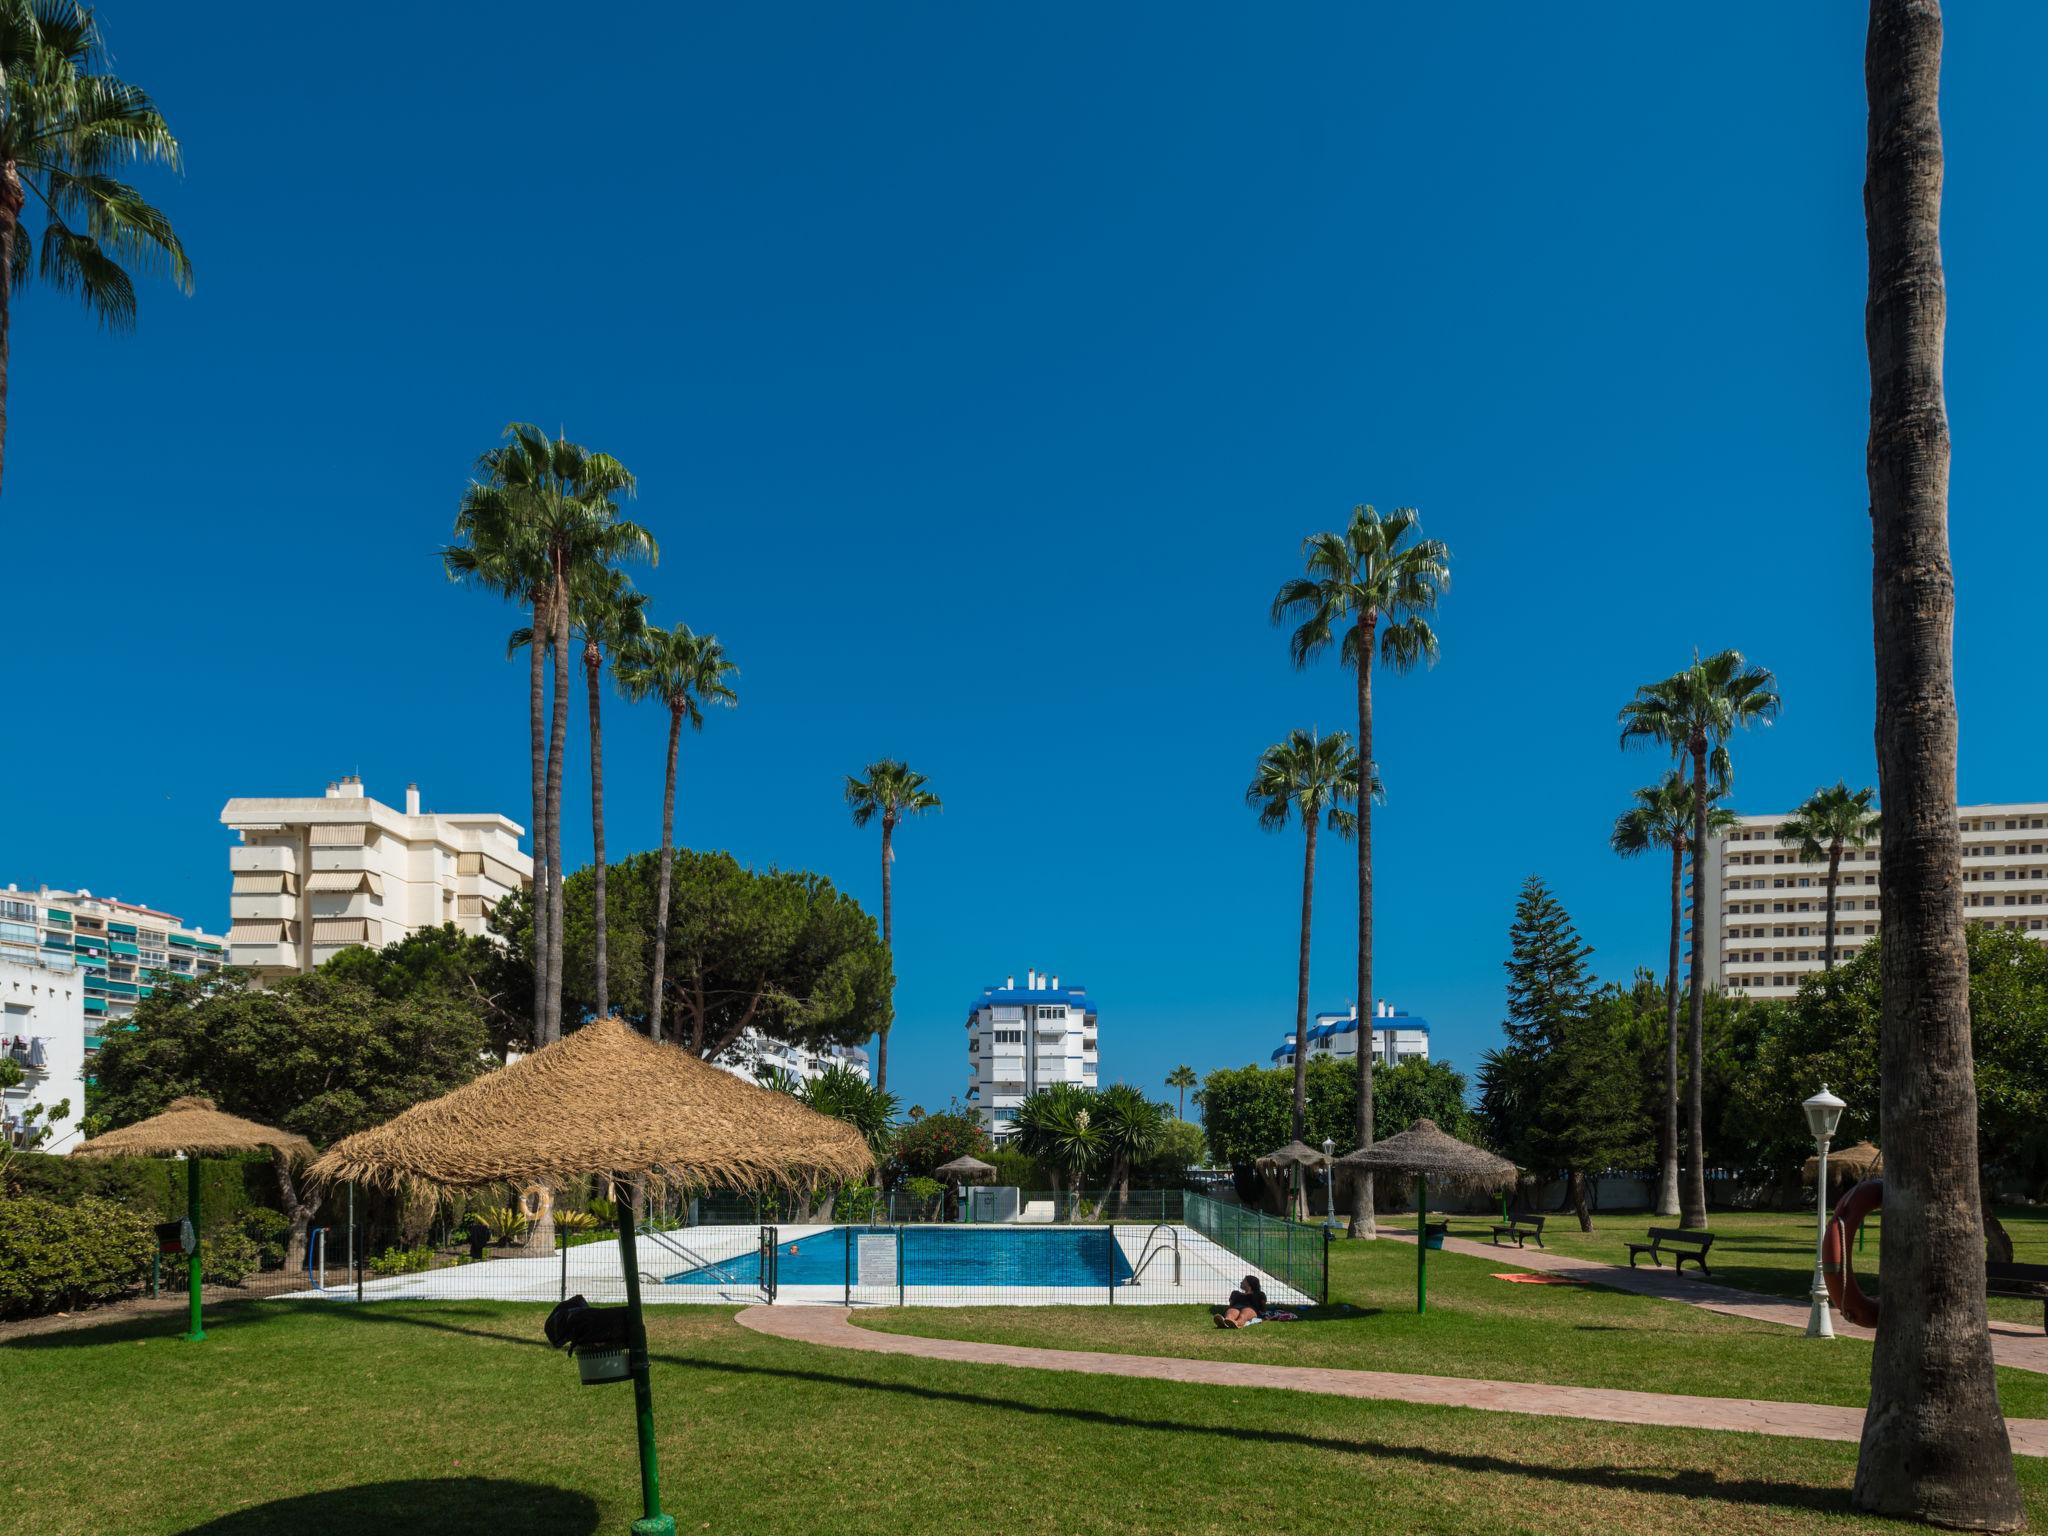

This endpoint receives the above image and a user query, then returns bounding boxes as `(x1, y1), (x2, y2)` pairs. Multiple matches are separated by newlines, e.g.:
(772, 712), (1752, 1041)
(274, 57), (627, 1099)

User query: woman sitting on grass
(1215, 1275), (1267, 1328)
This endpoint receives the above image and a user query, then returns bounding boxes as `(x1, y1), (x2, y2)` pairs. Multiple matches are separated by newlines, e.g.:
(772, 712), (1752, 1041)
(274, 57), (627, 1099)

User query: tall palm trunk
(1350, 617), (1376, 1238)
(1291, 815), (1319, 1142)
(1657, 839), (1683, 1216)
(0, 168), (19, 498)
(647, 705), (682, 1043)
(1855, 2), (2021, 1523)
(585, 647), (609, 1020)
(545, 563), (571, 1039)
(1823, 840), (1843, 971)
(877, 814), (894, 1090)
(528, 590), (552, 1046)
(1682, 739), (1710, 1230)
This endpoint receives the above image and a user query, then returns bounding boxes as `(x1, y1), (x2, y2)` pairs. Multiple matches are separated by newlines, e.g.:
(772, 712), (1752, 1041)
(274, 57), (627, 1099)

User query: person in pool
(1216, 1275), (1267, 1328)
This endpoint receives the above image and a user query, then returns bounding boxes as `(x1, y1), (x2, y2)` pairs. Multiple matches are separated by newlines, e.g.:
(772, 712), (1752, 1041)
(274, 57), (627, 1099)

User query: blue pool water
(664, 1226), (1133, 1288)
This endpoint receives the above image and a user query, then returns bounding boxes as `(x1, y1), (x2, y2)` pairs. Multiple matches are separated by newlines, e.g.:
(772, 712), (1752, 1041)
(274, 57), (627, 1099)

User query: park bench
(1489, 1213), (1546, 1249)
(1988, 1262), (2048, 1333)
(1626, 1227), (1715, 1276)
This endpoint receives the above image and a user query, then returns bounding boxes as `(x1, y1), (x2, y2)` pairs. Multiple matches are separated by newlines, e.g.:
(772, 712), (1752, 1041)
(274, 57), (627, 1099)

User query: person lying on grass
(1215, 1275), (1267, 1328)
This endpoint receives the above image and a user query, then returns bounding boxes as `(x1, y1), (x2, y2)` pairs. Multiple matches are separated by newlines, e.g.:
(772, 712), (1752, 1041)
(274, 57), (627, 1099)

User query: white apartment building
(220, 776), (532, 973)
(1704, 800), (2048, 999)
(2, 951), (87, 1151)
(965, 968), (1099, 1140)
(1269, 999), (1431, 1069)
(720, 1030), (872, 1088)
(0, 884), (227, 1040)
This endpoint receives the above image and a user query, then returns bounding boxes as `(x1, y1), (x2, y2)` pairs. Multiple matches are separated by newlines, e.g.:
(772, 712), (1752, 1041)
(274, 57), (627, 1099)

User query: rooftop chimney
(324, 781), (340, 799)
(406, 783), (421, 816)
(1006, 975), (1015, 990)
(1050, 973), (1059, 990)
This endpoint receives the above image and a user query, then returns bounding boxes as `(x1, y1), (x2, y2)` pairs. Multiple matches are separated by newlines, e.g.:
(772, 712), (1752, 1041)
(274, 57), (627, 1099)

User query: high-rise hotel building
(965, 968), (1099, 1140)
(220, 776), (531, 973)
(1703, 800), (2048, 1000)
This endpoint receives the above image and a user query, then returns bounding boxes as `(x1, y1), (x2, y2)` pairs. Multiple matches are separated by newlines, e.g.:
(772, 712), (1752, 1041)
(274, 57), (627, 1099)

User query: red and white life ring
(1821, 1176), (1882, 1327)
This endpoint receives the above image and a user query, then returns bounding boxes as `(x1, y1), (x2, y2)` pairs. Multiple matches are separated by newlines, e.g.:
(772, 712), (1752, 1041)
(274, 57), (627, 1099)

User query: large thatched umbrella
(312, 1018), (873, 1536)
(73, 1096), (314, 1342)
(1804, 1140), (1883, 1187)
(1338, 1118), (1516, 1314)
(934, 1155), (996, 1222)
(1257, 1139), (1331, 1221)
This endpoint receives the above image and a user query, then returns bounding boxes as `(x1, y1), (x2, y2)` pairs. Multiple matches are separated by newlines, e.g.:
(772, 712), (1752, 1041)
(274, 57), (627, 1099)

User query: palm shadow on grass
(327, 1307), (1856, 1519)
(173, 1478), (598, 1536)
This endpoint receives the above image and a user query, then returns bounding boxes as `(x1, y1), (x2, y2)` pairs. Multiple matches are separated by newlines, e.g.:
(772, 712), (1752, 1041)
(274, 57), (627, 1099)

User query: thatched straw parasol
(1257, 1139), (1332, 1222)
(1338, 1118), (1516, 1314)
(934, 1154), (996, 1182)
(1804, 1140), (1882, 1186)
(72, 1096), (314, 1343)
(312, 1017), (873, 1536)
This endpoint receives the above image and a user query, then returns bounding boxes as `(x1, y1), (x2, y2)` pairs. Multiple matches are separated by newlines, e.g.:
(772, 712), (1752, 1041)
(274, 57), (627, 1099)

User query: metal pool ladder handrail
(1126, 1223), (1182, 1286)
(637, 1225), (748, 1286)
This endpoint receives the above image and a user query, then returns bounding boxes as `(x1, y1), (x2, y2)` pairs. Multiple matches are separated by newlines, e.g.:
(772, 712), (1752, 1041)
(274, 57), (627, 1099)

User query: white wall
(1, 954), (87, 1152)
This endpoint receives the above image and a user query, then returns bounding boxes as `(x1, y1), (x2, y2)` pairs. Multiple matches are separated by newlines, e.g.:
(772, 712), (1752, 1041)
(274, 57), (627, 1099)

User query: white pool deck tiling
(282, 1222), (1316, 1308)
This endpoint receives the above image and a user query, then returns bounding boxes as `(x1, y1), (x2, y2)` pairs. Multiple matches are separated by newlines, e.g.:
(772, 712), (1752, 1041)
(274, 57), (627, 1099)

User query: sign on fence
(856, 1234), (897, 1286)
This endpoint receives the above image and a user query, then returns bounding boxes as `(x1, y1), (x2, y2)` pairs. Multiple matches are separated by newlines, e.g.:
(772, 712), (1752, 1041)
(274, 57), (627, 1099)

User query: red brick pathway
(736, 1304), (2048, 1455)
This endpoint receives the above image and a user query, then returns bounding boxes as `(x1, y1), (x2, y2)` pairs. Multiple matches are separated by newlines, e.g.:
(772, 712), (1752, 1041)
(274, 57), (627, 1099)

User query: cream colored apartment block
(219, 777), (532, 973)
(1703, 800), (2048, 1000)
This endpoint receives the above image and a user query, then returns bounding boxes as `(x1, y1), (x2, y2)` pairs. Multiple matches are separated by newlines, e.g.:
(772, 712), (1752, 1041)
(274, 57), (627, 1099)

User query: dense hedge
(0, 1195), (156, 1318)
(5, 1151), (279, 1225)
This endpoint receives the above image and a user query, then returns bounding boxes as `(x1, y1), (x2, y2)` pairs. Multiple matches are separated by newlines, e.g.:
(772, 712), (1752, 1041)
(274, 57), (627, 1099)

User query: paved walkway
(1411, 1230), (2048, 1375)
(737, 1305), (2048, 1455)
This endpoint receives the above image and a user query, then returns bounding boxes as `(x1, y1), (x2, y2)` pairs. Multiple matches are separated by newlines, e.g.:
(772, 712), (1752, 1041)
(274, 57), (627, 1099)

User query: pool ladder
(1125, 1223), (1182, 1287)
(638, 1226), (753, 1289)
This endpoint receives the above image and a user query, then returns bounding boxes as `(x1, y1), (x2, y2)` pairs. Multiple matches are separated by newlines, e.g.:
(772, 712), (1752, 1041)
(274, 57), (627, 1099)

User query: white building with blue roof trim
(965, 968), (1099, 1139)
(1270, 999), (1429, 1070)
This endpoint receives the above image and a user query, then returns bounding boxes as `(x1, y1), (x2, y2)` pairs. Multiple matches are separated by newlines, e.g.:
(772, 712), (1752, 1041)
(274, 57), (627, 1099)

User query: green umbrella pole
(185, 1156), (205, 1343)
(1415, 1174), (1427, 1316)
(614, 1190), (675, 1536)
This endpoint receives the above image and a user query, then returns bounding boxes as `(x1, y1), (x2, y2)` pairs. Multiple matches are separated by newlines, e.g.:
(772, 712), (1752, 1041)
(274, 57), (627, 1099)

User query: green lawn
(854, 1225), (2048, 1417)
(1438, 1204), (2048, 1328)
(5, 1300), (2045, 1536)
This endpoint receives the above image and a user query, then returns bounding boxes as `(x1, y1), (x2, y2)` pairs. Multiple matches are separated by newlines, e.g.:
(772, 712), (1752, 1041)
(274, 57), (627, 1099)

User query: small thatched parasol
(935, 1155), (996, 1182)
(1804, 1140), (1882, 1186)
(1337, 1119), (1516, 1314)
(72, 1096), (314, 1343)
(311, 1017), (874, 1536)
(1257, 1139), (1333, 1222)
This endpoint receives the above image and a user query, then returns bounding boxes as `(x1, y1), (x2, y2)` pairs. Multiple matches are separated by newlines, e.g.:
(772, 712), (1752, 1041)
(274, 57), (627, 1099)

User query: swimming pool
(664, 1226), (1134, 1288)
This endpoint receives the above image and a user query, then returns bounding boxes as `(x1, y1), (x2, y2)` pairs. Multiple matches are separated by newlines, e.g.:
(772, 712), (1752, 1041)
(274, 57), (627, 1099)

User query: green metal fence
(1183, 1192), (1328, 1304)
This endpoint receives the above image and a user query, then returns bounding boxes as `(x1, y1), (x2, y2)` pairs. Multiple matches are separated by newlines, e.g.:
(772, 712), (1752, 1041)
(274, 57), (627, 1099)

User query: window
(994, 1030), (1023, 1045)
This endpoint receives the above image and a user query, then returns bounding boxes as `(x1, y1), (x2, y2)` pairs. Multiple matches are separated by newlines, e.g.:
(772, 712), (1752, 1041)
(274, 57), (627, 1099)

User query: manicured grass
(5, 1300), (2045, 1536)
(856, 1229), (2048, 1417)
(1444, 1204), (2048, 1328)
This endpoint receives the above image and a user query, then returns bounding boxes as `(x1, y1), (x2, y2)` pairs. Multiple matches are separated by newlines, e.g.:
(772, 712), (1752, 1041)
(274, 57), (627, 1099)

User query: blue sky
(4, 5), (2045, 1121)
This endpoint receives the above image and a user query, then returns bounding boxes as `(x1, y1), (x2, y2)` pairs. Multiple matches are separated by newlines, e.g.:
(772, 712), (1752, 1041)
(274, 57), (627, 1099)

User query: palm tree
(571, 566), (649, 1021)
(1620, 649), (1778, 1228)
(1165, 1065), (1197, 1120)
(0, 2), (191, 496)
(1854, 2), (2021, 1523)
(1094, 1084), (1167, 1216)
(448, 425), (652, 1044)
(1272, 506), (1449, 1238)
(1246, 729), (1368, 1147)
(844, 760), (942, 1091)
(1611, 772), (1733, 1218)
(1776, 782), (1879, 971)
(1013, 1083), (1099, 1219)
(796, 1064), (899, 1160)
(616, 623), (737, 1043)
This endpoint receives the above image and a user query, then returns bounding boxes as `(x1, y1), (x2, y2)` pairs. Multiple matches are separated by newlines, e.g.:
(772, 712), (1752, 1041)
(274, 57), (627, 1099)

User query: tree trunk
(1682, 740), (1711, 1230)
(1567, 1169), (1593, 1233)
(0, 164), (19, 499)
(877, 815), (894, 1089)
(271, 1149), (321, 1278)
(587, 648), (609, 1020)
(528, 590), (552, 1047)
(1350, 618), (1377, 1238)
(1855, 3), (2022, 1524)
(1824, 840), (1843, 971)
(545, 564), (571, 1039)
(648, 705), (682, 1043)
(1292, 815), (1319, 1142)
(1658, 840), (1683, 1216)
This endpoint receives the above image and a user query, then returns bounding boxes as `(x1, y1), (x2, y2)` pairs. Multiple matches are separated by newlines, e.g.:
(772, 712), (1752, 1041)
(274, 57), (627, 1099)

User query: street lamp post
(1803, 1085), (1846, 1339)
(1322, 1137), (1335, 1218)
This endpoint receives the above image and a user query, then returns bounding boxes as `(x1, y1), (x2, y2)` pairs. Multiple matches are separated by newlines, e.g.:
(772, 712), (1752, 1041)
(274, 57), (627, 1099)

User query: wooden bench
(1626, 1227), (1715, 1276)
(1988, 1262), (2048, 1333)
(1489, 1214), (1546, 1249)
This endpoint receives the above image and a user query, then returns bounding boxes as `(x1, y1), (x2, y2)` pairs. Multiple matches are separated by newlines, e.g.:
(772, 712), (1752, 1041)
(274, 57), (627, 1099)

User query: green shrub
(367, 1244), (434, 1277)
(833, 1183), (879, 1223)
(240, 1207), (290, 1270)
(159, 1227), (262, 1290)
(0, 1195), (154, 1318)
(3, 1150), (280, 1227)
(553, 1209), (598, 1234)
(903, 1176), (943, 1218)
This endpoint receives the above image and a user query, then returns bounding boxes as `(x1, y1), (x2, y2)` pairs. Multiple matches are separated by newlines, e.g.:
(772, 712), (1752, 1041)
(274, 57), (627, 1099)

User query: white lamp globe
(1803, 1084), (1847, 1142)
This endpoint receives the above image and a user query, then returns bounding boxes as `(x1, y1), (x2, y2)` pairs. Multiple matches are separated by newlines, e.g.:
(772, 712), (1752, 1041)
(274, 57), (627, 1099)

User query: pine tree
(1501, 875), (1594, 1055)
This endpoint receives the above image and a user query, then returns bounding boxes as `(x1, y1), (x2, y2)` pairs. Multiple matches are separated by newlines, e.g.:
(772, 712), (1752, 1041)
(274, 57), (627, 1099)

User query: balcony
(231, 844), (300, 874)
